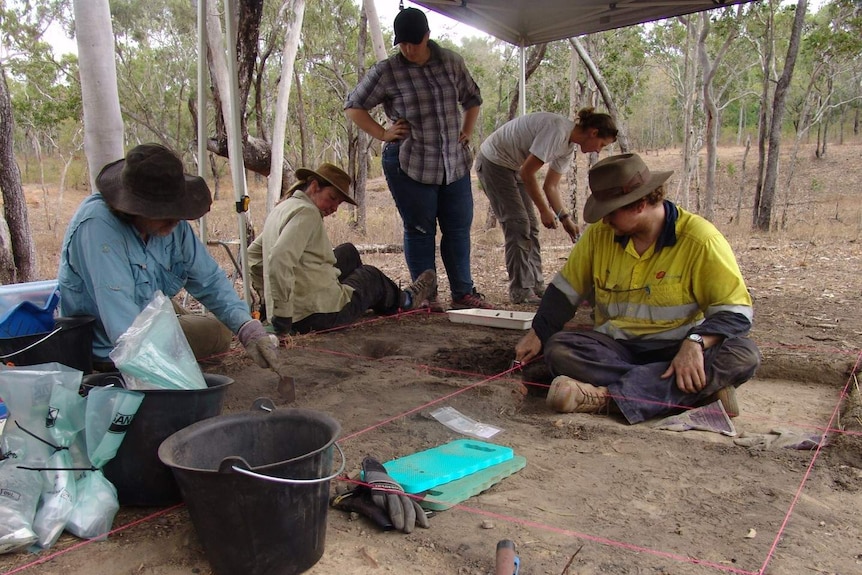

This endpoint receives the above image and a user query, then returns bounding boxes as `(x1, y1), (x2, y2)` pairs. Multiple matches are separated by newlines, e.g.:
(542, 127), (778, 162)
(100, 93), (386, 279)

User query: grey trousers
(543, 330), (761, 424)
(475, 152), (543, 301)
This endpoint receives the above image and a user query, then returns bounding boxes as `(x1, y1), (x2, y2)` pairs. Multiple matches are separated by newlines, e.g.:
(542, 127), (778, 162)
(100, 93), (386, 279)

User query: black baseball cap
(393, 7), (429, 45)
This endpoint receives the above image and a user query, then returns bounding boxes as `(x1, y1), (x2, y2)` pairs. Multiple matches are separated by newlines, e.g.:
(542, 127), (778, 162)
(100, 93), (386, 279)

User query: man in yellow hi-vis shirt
(515, 153), (760, 424)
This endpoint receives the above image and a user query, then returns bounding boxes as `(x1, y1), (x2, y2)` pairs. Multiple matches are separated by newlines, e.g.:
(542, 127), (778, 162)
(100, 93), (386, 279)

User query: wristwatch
(685, 333), (705, 348)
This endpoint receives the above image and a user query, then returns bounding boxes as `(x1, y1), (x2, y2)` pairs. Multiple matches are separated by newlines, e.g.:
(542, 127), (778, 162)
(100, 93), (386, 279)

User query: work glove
(272, 316), (293, 335)
(238, 319), (280, 369)
(362, 456), (429, 534)
(733, 428), (824, 450)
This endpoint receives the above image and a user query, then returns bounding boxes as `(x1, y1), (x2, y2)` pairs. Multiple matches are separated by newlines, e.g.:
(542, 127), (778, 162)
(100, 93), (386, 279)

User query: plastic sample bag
(109, 291), (206, 390)
(0, 363), (83, 553)
(32, 384), (86, 548)
(65, 385), (143, 540)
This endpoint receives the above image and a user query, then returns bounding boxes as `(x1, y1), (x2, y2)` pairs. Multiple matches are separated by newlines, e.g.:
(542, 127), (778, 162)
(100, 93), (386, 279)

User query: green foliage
(5, 0), (862, 187)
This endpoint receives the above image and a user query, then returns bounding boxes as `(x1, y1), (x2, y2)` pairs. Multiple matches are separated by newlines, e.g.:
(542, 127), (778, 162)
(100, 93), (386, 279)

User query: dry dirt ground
(1, 143), (861, 575)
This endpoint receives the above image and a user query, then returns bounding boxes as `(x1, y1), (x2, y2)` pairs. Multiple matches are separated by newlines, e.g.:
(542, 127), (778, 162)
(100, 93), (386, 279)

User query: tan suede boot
(546, 375), (610, 414)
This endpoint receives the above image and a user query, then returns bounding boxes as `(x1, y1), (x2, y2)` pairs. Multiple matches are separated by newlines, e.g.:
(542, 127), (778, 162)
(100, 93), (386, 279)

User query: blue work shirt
(58, 193), (251, 361)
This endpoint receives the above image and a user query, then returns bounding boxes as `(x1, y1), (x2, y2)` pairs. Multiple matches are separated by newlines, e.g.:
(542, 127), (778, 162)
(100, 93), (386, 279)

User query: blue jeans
(382, 143), (475, 300)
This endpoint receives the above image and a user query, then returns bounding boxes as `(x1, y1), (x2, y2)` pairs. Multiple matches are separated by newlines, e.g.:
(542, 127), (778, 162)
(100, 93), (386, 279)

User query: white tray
(446, 309), (535, 330)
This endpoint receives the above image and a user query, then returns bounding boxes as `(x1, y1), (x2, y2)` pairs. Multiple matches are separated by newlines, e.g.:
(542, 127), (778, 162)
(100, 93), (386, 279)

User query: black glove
(272, 315), (293, 335)
(330, 489), (394, 531)
(362, 456), (429, 534)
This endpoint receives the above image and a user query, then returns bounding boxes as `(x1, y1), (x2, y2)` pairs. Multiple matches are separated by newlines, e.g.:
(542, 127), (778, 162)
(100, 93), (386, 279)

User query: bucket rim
(81, 371), (234, 395)
(158, 407), (342, 474)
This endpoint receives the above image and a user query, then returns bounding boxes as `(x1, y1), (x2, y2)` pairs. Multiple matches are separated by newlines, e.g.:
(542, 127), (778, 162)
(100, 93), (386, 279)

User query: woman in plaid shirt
(345, 7), (493, 311)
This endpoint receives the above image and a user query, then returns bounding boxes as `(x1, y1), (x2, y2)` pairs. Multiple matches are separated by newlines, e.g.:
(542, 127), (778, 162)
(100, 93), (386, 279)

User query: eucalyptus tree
(0, 0), (75, 280)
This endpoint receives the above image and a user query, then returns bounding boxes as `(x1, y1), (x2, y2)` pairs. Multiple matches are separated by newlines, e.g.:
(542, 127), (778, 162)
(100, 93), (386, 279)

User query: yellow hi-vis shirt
(552, 205), (752, 341)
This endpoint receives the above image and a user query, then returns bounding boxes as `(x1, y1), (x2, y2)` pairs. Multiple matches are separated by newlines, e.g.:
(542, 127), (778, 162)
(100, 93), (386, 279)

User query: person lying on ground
(476, 108), (618, 304)
(514, 153), (761, 423)
(247, 163), (437, 335)
(58, 143), (279, 373)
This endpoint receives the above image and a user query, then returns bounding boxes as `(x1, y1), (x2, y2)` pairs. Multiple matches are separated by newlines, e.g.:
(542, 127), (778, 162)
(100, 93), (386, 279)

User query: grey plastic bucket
(158, 406), (342, 575)
(81, 372), (233, 506)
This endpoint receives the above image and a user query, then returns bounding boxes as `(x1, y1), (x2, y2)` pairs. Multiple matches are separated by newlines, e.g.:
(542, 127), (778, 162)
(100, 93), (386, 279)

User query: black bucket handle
(220, 442), (345, 485)
(0, 326), (62, 360)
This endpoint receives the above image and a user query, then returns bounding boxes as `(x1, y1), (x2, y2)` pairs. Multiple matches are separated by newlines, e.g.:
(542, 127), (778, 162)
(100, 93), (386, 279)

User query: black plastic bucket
(158, 407), (342, 575)
(81, 372), (233, 506)
(0, 316), (96, 374)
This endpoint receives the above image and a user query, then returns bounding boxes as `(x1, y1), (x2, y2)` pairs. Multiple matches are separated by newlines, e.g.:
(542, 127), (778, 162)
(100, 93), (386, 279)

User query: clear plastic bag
(65, 385), (143, 540)
(109, 290), (206, 390)
(0, 363), (83, 553)
(33, 384), (86, 548)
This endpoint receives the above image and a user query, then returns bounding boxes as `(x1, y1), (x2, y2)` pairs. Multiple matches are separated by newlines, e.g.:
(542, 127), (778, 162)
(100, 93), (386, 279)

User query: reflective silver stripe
(600, 300), (700, 322)
(551, 272), (581, 306)
(708, 304), (753, 321)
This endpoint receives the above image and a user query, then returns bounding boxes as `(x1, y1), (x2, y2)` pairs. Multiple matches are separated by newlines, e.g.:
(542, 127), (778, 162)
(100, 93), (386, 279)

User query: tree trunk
(757, 0), (807, 232)
(698, 7), (741, 222)
(364, 0), (388, 62)
(569, 37), (630, 153)
(351, 3), (369, 234)
(678, 16), (702, 210)
(506, 44), (548, 121)
(0, 65), (36, 282)
(267, 0), (306, 212)
(73, 0), (124, 191)
(735, 134), (751, 225)
(752, 0), (776, 229)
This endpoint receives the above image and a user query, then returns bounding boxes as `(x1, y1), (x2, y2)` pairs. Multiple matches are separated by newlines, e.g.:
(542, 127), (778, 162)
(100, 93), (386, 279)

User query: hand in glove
(238, 319), (280, 369)
(363, 456), (429, 534)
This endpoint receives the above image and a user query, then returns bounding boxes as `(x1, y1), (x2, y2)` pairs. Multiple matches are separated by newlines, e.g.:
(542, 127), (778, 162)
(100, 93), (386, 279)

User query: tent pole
(223, 0), (252, 308)
(519, 44), (526, 117)
(197, 0), (208, 245)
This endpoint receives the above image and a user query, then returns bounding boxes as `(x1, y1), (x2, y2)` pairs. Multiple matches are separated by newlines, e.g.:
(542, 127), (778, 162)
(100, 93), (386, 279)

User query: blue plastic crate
(0, 283), (60, 338)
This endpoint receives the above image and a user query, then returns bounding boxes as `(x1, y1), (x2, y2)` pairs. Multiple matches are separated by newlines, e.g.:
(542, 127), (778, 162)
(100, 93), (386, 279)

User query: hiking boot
(451, 289), (496, 310)
(708, 385), (739, 418)
(403, 270), (437, 310)
(546, 375), (610, 414)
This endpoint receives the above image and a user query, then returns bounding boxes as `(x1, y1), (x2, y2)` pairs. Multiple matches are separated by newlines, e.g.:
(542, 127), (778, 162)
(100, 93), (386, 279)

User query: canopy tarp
(412, 0), (755, 46)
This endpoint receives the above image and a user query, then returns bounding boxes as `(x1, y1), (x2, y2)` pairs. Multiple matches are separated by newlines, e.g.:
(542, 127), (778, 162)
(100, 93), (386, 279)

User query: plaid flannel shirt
(345, 41), (482, 185)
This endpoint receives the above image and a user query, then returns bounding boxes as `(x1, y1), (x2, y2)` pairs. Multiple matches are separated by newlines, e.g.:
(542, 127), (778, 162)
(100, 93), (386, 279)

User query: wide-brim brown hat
(583, 153), (673, 223)
(295, 163), (356, 205)
(96, 143), (212, 220)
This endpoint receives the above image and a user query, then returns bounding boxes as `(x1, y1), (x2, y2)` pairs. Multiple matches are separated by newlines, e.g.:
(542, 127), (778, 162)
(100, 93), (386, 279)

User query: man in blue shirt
(58, 143), (278, 372)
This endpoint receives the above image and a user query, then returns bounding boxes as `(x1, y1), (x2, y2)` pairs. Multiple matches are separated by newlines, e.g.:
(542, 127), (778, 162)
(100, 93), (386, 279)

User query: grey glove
(362, 456), (429, 534)
(238, 319), (280, 369)
(733, 427), (824, 450)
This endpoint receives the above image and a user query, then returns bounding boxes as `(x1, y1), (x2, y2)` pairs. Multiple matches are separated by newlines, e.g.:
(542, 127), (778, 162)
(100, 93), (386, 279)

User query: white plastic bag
(110, 290), (206, 390)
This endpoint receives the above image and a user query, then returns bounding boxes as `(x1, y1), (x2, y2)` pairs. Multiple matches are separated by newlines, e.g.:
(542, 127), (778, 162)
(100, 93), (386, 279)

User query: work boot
(708, 385), (739, 418)
(403, 270), (437, 310)
(546, 375), (610, 414)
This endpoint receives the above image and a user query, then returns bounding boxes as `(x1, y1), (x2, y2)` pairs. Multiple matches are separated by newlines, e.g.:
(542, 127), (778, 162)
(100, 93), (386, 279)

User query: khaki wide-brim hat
(583, 153), (673, 223)
(295, 163), (356, 205)
(96, 143), (212, 220)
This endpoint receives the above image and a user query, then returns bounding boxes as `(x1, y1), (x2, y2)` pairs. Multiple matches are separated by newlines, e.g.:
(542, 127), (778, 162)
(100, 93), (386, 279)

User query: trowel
(274, 367), (296, 403)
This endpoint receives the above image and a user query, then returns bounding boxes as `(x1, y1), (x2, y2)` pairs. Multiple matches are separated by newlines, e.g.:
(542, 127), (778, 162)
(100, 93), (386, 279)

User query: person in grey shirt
(476, 109), (618, 304)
